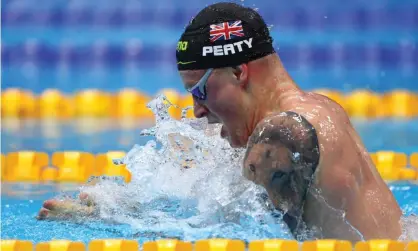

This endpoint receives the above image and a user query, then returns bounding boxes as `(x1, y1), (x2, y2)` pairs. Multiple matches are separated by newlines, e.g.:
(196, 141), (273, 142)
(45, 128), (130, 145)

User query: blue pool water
(2, 0), (418, 94)
(1, 182), (417, 244)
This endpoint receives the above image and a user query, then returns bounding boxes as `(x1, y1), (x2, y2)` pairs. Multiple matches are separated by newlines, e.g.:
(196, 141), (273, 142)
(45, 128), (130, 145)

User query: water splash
(391, 183), (418, 241)
(80, 95), (292, 241)
(400, 215), (418, 241)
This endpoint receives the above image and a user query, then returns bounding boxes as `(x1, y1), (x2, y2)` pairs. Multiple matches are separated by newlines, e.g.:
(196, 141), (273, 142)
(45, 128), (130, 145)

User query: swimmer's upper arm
(243, 111), (320, 233)
(245, 111), (320, 176)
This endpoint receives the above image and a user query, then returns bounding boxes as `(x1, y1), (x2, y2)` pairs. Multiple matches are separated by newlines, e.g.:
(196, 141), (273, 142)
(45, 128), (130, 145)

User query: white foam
(79, 95), (292, 240)
(400, 214), (418, 241)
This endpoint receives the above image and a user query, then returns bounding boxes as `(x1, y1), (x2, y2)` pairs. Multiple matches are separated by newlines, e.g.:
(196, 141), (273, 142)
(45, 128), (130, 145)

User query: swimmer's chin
(220, 125), (247, 148)
(220, 125), (228, 139)
(227, 138), (247, 148)
(221, 133), (241, 148)
(220, 126), (233, 146)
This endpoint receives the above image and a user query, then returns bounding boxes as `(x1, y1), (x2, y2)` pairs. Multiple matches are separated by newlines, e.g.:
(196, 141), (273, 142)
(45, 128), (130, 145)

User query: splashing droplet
(78, 95), (290, 241)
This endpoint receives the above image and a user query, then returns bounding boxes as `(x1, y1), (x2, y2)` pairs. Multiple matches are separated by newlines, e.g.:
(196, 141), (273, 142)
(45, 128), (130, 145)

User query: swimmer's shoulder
(289, 91), (350, 131)
(253, 111), (317, 137)
(307, 91), (347, 115)
(279, 91), (347, 124)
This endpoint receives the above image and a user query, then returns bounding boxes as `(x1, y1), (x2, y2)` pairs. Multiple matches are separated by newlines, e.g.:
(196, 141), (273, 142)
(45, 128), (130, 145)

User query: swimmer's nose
(193, 101), (209, 118)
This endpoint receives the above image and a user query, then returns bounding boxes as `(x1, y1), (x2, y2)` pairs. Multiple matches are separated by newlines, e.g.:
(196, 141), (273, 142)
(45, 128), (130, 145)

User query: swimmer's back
(278, 90), (402, 240)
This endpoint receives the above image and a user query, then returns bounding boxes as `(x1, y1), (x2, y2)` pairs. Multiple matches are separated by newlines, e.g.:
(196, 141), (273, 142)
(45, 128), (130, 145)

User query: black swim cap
(176, 2), (275, 71)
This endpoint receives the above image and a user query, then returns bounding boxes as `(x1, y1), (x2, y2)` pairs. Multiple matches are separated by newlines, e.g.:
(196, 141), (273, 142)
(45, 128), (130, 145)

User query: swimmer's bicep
(245, 112), (321, 223)
(246, 111), (320, 173)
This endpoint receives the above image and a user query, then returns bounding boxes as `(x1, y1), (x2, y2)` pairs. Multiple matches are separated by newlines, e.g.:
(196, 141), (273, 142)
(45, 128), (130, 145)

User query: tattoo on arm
(246, 111), (320, 166)
(244, 111), (320, 236)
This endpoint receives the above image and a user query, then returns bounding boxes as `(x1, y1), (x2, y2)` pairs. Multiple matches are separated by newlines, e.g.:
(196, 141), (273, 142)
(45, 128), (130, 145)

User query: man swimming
(176, 2), (402, 240)
(38, 2), (403, 241)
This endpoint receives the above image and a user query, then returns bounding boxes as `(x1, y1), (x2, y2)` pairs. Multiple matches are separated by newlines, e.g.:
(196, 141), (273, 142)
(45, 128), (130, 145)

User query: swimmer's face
(179, 66), (250, 147)
(244, 143), (308, 217)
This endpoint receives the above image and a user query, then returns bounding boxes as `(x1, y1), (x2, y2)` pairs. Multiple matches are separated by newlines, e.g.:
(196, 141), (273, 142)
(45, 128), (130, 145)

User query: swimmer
(176, 2), (402, 241)
(37, 2), (403, 241)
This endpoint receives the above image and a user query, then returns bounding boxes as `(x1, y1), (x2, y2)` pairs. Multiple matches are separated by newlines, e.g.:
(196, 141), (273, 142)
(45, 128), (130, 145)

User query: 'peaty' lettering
(202, 38), (254, 56)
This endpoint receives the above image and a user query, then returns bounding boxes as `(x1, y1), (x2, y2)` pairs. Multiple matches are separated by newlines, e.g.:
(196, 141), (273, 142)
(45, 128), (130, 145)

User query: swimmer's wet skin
(37, 1), (404, 242)
(37, 193), (96, 221)
(243, 111), (320, 237)
(176, 2), (403, 241)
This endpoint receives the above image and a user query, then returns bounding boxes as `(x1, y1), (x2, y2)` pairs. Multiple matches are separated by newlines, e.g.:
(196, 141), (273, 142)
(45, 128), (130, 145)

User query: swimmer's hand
(37, 192), (96, 221)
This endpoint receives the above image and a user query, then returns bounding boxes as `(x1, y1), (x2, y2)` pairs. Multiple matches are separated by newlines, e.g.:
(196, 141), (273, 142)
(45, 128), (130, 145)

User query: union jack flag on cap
(209, 20), (245, 43)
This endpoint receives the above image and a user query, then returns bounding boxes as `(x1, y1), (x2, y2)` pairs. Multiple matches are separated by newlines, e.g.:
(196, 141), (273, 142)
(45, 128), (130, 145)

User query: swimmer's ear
(232, 64), (248, 88)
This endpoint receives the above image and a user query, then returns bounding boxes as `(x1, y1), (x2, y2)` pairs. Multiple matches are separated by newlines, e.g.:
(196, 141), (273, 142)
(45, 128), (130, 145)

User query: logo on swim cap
(209, 20), (245, 43)
(177, 41), (188, 52)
